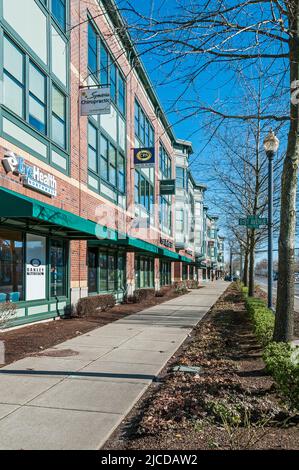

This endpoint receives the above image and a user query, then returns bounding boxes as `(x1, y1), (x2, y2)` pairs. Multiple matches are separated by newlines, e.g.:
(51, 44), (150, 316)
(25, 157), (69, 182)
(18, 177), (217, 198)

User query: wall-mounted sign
(80, 87), (111, 116)
(26, 234), (46, 301)
(160, 179), (176, 195)
(134, 148), (155, 167)
(2, 152), (57, 197)
(160, 237), (173, 249)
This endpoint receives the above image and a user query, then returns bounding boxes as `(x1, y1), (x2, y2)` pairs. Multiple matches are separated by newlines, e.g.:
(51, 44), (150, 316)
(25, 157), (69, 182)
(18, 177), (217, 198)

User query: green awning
(180, 255), (193, 264)
(0, 186), (118, 240)
(0, 187), (182, 262)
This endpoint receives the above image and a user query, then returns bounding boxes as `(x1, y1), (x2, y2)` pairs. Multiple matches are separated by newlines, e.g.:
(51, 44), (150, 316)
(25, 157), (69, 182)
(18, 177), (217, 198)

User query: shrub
(186, 280), (199, 289)
(0, 302), (16, 328)
(174, 282), (189, 295)
(76, 294), (115, 317)
(155, 289), (165, 298)
(133, 288), (155, 303)
(243, 296), (274, 347)
(263, 342), (299, 410)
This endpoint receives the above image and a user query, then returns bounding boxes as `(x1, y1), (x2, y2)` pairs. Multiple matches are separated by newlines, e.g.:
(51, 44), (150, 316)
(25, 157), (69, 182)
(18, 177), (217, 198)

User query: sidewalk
(0, 282), (227, 450)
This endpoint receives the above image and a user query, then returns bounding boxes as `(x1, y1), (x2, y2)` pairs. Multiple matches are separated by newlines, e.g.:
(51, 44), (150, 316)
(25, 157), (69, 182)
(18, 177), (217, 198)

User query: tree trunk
(243, 247), (249, 287)
(248, 230), (255, 297)
(274, 4), (299, 342)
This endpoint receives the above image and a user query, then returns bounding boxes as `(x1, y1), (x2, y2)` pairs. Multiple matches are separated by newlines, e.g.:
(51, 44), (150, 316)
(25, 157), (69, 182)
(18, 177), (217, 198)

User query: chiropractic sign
(80, 87), (111, 116)
(2, 151), (57, 197)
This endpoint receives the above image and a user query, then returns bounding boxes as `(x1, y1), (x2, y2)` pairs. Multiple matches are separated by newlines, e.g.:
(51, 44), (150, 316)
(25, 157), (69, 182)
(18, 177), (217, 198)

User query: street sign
(239, 216), (268, 229)
(239, 218), (247, 226)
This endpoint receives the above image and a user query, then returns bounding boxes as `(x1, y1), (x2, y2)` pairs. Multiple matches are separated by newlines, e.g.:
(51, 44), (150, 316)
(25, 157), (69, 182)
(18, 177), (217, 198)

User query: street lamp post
(263, 131), (279, 310)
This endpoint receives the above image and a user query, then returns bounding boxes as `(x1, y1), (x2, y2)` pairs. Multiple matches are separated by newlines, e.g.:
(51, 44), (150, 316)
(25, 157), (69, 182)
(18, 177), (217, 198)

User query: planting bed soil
(104, 284), (299, 450)
(0, 288), (184, 367)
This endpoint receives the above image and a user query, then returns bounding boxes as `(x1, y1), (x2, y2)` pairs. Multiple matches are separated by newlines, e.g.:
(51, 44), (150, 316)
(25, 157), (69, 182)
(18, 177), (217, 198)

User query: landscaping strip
(104, 283), (299, 450)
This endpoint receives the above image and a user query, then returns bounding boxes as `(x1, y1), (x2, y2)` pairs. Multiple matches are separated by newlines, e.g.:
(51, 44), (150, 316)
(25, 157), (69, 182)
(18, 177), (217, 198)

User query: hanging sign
(80, 87), (111, 116)
(160, 179), (176, 195)
(134, 148), (155, 167)
(26, 234), (46, 301)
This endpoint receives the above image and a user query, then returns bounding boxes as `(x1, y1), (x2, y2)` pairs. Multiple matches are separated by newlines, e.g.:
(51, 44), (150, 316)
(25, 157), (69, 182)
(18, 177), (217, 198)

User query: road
(256, 276), (299, 311)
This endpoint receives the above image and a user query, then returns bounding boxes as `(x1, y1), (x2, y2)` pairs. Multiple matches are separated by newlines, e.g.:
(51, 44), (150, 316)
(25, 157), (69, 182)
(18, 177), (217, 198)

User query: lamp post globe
(263, 130), (280, 156)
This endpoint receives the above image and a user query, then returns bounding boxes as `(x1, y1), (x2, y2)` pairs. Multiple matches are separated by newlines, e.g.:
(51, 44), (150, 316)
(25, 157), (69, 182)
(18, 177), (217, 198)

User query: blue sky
(116, 0), (290, 252)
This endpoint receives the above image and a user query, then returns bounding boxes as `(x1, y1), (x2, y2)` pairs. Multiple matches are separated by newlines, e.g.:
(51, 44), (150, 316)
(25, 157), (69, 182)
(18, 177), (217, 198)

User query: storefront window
(88, 248), (98, 293)
(108, 254), (116, 291)
(94, 250), (125, 293)
(0, 230), (24, 302)
(117, 255), (125, 291)
(50, 239), (66, 297)
(182, 264), (188, 281)
(160, 261), (171, 286)
(136, 256), (154, 289)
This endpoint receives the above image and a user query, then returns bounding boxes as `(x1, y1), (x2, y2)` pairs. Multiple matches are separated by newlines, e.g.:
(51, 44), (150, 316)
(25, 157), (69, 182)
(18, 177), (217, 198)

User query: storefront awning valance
(0, 187), (118, 240)
(180, 255), (193, 264)
(89, 237), (182, 262)
(0, 187), (184, 262)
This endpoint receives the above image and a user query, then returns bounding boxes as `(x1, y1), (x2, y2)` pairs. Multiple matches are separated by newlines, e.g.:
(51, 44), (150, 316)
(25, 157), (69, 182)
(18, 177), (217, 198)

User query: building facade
(0, 0), (224, 326)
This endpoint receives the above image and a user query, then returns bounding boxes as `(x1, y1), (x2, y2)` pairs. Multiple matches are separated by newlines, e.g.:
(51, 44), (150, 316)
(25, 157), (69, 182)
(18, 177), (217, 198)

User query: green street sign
(239, 216), (268, 228)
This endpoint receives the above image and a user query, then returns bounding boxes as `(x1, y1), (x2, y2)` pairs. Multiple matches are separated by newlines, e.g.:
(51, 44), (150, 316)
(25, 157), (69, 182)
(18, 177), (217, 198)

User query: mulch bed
(104, 283), (299, 450)
(0, 288), (184, 367)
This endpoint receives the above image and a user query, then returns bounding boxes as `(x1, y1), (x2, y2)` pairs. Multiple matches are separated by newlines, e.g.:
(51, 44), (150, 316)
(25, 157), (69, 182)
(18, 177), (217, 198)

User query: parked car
(224, 275), (232, 281)
(295, 272), (299, 283)
(233, 275), (240, 281)
(273, 272), (279, 281)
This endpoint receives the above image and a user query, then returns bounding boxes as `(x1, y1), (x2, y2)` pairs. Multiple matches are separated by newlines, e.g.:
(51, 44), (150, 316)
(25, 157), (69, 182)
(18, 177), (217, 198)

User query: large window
(88, 249), (125, 293)
(159, 144), (171, 179)
(135, 256), (154, 289)
(134, 170), (154, 213)
(2, 33), (68, 154)
(0, 230), (24, 302)
(176, 209), (184, 233)
(160, 261), (171, 286)
(52, 85), (66, 148)
(160, 195), (172, 235)
(88, 248), (98, 294)
(52, 0), (66, 31)
(182, 264), (188, 281)
(29, 62), (46, 134)
(135, 100), (154, 147)
(0, 229), (68, 303)
(176, 167), (186, 189)
(88, 123), (126, 195)
(87, 21), (126, 116)
(50, 239), (67, 297)
(3, 37), (25, 119)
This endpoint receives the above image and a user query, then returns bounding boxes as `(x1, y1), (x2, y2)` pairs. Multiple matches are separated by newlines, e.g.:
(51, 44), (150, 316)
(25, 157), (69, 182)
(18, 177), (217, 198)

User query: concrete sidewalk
(0, 282), (227, 450)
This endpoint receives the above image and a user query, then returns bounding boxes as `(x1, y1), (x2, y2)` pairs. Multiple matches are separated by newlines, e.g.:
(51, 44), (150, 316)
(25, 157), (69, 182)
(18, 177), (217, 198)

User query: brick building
(0, 0), (223, 326)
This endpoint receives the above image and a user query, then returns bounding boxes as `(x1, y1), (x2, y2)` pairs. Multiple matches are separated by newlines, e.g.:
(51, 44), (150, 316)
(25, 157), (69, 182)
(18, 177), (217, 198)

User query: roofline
(102, 0), (177, 144)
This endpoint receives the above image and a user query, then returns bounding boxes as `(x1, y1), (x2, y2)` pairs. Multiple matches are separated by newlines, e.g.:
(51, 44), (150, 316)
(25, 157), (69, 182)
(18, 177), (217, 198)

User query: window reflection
(0, 230), (23, 302)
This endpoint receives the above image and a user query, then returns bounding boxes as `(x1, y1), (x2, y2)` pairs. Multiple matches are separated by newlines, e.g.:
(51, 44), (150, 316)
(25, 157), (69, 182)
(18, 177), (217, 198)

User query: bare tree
(108, 0), (296, 341)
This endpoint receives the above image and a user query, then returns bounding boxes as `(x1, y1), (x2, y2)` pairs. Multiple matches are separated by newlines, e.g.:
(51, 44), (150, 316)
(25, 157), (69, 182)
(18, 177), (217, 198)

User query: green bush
(243, 296), (274, 347)
(263, 342), (299, 410)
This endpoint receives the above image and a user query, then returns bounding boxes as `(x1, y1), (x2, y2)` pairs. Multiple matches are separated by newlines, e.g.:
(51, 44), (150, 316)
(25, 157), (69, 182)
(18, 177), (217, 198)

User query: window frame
(0, 4), (70, 173)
